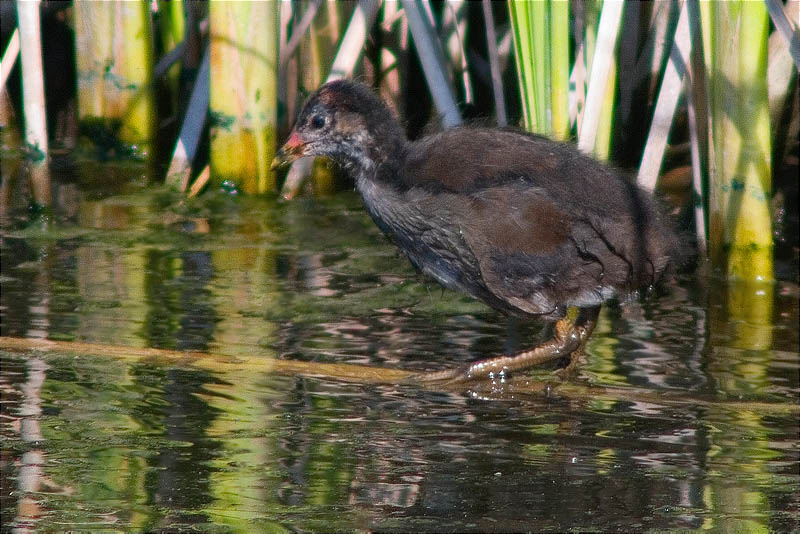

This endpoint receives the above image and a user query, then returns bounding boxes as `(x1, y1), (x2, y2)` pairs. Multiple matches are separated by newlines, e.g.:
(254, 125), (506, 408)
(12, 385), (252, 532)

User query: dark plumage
(273, 80), (678, 383)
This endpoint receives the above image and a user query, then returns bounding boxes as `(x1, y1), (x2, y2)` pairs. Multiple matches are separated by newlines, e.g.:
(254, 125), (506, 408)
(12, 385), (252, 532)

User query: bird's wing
(402, 127), (647, 314)
(455, 185), (580, 317)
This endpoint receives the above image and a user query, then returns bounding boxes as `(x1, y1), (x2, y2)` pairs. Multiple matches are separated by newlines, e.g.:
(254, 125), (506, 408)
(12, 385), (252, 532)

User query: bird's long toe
(407, 359), (511, 387)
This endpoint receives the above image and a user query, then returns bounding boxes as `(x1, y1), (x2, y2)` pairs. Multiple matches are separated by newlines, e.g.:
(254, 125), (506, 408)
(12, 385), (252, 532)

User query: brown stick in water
(1, 336), (796, 414)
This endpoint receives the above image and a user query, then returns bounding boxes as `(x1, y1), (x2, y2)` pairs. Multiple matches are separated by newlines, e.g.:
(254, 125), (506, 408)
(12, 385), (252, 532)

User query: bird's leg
(411, 305), (601, 385)
(554, 306), (600, 380)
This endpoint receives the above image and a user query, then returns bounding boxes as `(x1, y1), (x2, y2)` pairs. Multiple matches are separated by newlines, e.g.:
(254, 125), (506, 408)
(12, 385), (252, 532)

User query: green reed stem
(509, 0), (570, 138)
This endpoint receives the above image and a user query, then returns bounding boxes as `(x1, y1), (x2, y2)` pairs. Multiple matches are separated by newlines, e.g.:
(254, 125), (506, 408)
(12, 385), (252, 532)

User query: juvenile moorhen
(272, 80), (678, 383)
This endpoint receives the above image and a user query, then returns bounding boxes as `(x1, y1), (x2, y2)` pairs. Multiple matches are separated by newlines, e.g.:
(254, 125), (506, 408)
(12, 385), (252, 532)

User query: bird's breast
(356, 178), (488, 297)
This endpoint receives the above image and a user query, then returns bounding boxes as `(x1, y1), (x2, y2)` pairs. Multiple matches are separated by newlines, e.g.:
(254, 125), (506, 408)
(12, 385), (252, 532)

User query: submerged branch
(1, 336), (796, 414)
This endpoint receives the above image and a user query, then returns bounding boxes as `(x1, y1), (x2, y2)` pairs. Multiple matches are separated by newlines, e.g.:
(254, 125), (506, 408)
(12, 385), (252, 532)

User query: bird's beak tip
(271, 131), (305, 171)
(270, 155), (285, 171)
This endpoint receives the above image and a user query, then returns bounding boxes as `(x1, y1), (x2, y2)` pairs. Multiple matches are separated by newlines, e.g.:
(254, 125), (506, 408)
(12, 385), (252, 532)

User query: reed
(1, 29), (20, 100)
(16, 0), (50, 206)
(637, 2), (692, 191)
(442, 0), (472, 105)
(74, 0), (155, 154)
(704, 0), (773, 282)
(158, 0), (185, 111)
(209, 0), (279, 194)
(482, 0), (507, 126)
(403, 0), (461, 128)
(279, 0), (382, 199)
(549, 0), (570, 140)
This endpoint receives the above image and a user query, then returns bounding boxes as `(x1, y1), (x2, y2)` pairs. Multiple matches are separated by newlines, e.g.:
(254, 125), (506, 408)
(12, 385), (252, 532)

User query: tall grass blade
(637, 2), (691, 192)
(508, 0), (569, 137)
(166, 47), (209, 189)
(577, 0), (623, 157)
(531, 0), (548, 131)
(402, 0), (461, 127)
(686, 0), (710, 258)
(549, 0), (570, 140)
(768, 0), (799, 166)
(281, 0), (323, 66)
(442, 0), (472, 104)
(1, 28), (19, 90)
(482, 0), (507, 126)
(509, 0), (536, 130)
(764, 0), (800, 70)
(157, 0), (185, 109)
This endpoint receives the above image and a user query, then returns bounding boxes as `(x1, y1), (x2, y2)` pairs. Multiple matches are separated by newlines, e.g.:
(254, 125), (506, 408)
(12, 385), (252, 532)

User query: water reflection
(0, 190), (798, 532)
(141, 250), (217, 351)
(143, 366), (223, 526)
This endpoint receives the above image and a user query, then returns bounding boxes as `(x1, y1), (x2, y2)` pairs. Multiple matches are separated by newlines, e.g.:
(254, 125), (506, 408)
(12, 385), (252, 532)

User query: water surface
(1, 181), (798, 532)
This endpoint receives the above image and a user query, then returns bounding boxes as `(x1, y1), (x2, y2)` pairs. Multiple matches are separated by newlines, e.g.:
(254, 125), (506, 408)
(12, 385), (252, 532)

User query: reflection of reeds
(705, 280), (777, 534)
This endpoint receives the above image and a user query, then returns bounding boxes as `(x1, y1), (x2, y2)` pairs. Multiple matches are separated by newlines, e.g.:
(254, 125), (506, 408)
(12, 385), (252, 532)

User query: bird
(272, 80), (679, 384)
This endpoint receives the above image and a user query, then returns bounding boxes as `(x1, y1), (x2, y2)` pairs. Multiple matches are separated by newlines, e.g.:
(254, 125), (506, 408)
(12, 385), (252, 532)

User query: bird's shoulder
(399, 126), (651, 226)
(401, 127), (576, 194)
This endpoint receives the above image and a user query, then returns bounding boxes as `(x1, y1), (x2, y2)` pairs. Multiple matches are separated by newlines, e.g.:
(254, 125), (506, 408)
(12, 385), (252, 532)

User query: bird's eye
(310, 115), (326, 129)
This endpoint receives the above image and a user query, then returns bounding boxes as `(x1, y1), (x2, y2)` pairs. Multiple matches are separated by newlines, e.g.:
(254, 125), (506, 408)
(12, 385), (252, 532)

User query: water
(1, 179), (798, 533)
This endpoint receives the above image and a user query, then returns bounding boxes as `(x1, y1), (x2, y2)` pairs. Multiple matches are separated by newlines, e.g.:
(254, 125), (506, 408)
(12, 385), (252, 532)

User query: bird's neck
(349, 125), (407, 193)
(354, 155), (408, 241)
(350, 127), (408, 236)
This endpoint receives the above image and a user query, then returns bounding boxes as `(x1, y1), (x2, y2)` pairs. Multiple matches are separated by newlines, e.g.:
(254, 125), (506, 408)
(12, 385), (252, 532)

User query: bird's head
(271, 80), (405, 174)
